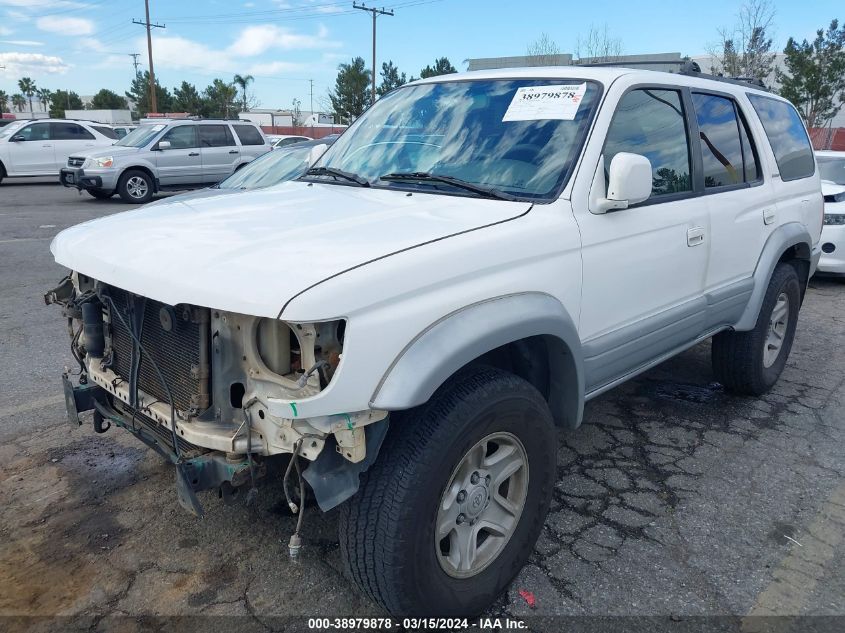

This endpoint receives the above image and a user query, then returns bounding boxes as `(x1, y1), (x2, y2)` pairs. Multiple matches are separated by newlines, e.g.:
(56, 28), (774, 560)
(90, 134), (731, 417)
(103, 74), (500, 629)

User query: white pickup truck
(47, 65), (822, 616)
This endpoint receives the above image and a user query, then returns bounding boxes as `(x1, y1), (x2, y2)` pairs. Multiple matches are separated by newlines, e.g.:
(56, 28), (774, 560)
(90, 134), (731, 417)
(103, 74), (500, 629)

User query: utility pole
(352, 3), (394, 103)
(133, 1), (165, 114)
(309, 79), (314, 129)
(128, 53), (141, 75)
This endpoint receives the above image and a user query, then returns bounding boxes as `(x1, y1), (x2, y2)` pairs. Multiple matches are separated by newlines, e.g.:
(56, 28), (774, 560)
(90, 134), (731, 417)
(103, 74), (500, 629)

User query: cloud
(0, 26), (12, 36)
(227, 24), (340, 57)
(1, 40), (44, 46)
(36, 15), (94, 35)
(245, 60), (308, 75)
(0, 51), (69, 75)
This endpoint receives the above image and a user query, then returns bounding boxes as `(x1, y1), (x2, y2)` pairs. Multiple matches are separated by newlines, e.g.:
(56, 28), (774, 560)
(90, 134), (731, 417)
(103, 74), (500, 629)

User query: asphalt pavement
(1, 179), (843, 632)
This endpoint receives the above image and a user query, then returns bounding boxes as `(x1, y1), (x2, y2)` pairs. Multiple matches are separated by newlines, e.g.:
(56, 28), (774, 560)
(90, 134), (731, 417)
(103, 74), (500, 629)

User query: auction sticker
(502, 83), (586, 121)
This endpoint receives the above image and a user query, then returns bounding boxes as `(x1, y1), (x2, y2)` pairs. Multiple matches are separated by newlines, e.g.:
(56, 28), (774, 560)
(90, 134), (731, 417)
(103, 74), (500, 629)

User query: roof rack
(577, 59), (769, 91)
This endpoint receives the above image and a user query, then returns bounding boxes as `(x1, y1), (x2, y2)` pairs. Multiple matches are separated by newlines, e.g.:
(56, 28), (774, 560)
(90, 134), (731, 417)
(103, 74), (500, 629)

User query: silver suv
(60, 119), (270, 203)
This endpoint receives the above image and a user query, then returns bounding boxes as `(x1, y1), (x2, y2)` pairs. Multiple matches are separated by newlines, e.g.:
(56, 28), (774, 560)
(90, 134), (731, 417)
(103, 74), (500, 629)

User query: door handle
(228, 149), (239, 154)
(188, 152), (200, 157)
(687, 226), (705, 247)
(763, 208), (776, 225)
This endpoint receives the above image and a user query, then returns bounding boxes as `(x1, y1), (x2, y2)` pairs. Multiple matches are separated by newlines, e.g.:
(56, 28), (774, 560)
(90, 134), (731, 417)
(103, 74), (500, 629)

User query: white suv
(47, 66), (822, 616)
(0, 119), (114, 183)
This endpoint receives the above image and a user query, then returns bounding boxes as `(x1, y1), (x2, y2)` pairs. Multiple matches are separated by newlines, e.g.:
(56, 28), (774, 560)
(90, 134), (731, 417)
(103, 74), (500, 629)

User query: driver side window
(604, 88), (692, 198)
(160, 125), (198, 149)
(16, 123), (51, 142)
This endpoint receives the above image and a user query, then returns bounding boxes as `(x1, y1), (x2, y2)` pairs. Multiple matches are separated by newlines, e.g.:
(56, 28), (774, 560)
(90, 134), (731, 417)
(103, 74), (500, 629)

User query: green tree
(49, 90), (83, 118)
(126, 71), (173, 117)
(90, 88), (127, 110)
(377, 60), (407, 96)
(0, 90), (8, 114)
(12, 94), (26, 112)
(172, 81), (204, 114)
(708, 0), (776, 81)
(329, 56), (371, 124)
(17, 77), (37, 113)
(233, 73), (254, 112)
(778, 19), (845, 128)
(291, 97), (302, 126)
(203, 79), (239, 118)
(36, 87), (52, 112)
(419, 57), (457, 79)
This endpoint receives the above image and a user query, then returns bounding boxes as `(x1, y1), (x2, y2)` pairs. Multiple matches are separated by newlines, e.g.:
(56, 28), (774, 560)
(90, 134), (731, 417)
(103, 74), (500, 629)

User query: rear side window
(51, 123), (96, 140)
(692, 93), (760, 188)
(747, 94), (815, 181)
(232, 125), (264, 146)
(93, 125), (118, 139)
(604, 88), (692, 197)
(199, 125), (235, 148)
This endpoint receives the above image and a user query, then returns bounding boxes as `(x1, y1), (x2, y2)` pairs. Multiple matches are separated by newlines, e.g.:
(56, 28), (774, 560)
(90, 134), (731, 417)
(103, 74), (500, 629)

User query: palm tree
(36, 87), (53, 113)
(0, 90), (8, 114)
(233, 73), (254, 112)
(11, 94), (26, 113)
(17, 77), (37, 114)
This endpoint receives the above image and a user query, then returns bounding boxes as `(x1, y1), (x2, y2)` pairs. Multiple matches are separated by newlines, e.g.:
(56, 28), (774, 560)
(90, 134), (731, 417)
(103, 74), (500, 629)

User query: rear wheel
(0, 162), (5, 185)
(338, 366), (556, 616)
(87, 188), (115, 200)
(712, 262), (801, 395)
(117, 170), (153, 204)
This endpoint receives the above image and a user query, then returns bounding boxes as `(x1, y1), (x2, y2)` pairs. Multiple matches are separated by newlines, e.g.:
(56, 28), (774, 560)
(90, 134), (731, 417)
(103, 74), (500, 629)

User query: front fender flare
(370, 293), (585, 428)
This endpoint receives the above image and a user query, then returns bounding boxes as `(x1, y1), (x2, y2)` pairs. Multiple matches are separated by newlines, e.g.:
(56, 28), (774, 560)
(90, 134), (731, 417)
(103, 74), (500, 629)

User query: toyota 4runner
(46, 66), (823, 616)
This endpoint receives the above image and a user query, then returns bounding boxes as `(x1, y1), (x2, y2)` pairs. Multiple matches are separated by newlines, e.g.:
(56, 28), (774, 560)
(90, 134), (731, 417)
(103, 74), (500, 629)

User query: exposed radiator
(105, 286), (211, 416)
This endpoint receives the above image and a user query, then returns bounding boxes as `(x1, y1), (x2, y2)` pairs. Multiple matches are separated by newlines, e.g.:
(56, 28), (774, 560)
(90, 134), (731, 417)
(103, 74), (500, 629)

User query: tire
(712, 262), (801, 395)
(87, 188), (115, 200)
(338, 366), (556, 616)
(117, 169), (153, 204)
(0, 162), (5, 185)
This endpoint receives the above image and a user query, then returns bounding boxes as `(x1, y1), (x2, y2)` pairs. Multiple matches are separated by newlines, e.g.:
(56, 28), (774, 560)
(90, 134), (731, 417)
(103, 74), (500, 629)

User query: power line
(353, 3), (394, 103)
(132, 0), (165, 113)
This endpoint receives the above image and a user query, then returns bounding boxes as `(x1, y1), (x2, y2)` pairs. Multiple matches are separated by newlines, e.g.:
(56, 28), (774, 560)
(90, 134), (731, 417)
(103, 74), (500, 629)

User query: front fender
(370, 292), (585, 428)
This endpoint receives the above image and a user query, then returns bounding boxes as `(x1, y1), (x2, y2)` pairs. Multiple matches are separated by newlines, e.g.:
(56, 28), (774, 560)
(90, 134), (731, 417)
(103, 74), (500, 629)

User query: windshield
(219, 144), (318, 190)
(819, 157), (845, 185)
(115, 124), (166, 148)
(311, 79), (599, 200)
(0, 121), (25, 138)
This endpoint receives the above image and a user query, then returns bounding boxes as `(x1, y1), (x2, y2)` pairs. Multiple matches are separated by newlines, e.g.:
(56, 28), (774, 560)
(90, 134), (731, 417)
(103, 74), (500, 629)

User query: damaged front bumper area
(48, 273), (388, 516)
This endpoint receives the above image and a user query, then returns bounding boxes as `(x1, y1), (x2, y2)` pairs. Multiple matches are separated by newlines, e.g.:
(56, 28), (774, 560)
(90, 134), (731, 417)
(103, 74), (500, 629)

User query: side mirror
(307, 144), (329, 167)
(11, 135), (25, 142)
(157, 140), (172, 150)
(594, 152), (652, 214)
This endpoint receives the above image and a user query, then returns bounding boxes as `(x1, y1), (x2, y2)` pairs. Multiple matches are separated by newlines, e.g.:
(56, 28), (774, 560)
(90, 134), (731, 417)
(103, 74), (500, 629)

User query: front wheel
(712, 262), (801, 395)
(338, 366), (556, 616)
(117, 170), (153, 204)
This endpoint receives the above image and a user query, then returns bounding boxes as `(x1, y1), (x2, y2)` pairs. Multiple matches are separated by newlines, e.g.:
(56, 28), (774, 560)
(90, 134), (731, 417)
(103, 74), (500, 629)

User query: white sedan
(817, 150), (845, 276)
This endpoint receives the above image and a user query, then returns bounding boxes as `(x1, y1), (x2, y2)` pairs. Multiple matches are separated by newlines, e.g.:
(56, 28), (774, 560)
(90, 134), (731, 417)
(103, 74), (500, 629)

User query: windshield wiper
(304, 166), (370, 187)
(379, 172), (516, 200)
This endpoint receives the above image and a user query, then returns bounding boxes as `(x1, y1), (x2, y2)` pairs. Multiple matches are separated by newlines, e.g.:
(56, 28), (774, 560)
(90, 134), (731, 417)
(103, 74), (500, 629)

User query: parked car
(48, 66), (822, 616)
(59, 119), (271, 203)
(167, 136), (338, 203)
(271, 134), (312, 149)
(0, 119), (114, 184)
(816, 150), (845, 276)
(111, 125), (137, 139)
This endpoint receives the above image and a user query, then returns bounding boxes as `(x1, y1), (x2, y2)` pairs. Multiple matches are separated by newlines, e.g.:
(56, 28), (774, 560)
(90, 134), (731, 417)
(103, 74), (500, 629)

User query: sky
(0, 0), (841, 112)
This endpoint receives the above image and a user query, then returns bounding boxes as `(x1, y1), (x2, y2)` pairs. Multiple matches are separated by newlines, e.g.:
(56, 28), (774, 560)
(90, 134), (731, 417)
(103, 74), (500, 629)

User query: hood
(155, 187), (240, 205)
(821, 180), (845, 197)
(51, 181), (531, 318)
(76, 145), (140, 160)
